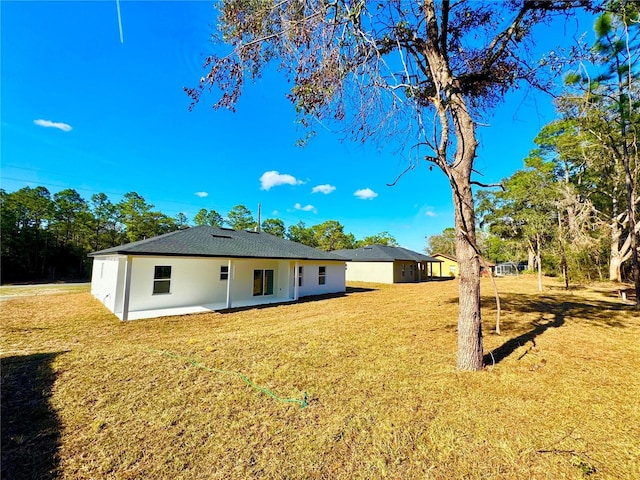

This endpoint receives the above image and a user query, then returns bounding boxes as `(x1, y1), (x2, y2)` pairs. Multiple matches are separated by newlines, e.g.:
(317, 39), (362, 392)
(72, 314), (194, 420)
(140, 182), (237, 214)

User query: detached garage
(89, 226), (346, 320)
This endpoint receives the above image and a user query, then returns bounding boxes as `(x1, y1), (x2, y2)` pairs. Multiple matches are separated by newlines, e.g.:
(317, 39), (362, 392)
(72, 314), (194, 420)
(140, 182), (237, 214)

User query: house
(431, 253), (460, 277)
(332, 245), (443, 284)
(89, 226), (346, 321)
(431, 253), (496, 277)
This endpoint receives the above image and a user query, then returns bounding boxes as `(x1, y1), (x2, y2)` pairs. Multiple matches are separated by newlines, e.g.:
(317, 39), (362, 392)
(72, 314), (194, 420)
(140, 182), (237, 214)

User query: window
(153, 266), (171, 294)
(253, 269), (274, 296)
(318, 266), (326, 285)
(298, 266), (303, 287)
(220, 265), (229, 280)
(402, 264), (406, 277)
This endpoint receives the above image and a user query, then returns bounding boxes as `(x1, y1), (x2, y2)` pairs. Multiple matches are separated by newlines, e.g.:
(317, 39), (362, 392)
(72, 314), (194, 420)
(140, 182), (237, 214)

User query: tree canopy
(226, 204), (257, 230)
(194, 208), (224, 227)
(477, 4), (638, 301)
(261, 218), (286, 238)
(357, 231), (398, 247)
(425, 227), (456, 256)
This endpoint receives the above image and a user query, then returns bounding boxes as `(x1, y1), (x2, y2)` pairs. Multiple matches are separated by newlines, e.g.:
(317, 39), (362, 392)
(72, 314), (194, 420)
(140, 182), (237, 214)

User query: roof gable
(432, 252), (457, 262)
(89, 226), (345, 261)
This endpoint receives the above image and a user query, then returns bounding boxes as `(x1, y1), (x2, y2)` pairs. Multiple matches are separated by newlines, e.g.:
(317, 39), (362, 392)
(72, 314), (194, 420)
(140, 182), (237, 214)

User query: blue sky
(1, 1), (596, 252)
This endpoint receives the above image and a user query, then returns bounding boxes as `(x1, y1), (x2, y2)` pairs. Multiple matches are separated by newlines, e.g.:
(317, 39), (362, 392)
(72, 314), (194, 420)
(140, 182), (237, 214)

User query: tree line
(477, 8), (638, 294)
(426, 8), (639, 293)
(0, 187), (397, 283)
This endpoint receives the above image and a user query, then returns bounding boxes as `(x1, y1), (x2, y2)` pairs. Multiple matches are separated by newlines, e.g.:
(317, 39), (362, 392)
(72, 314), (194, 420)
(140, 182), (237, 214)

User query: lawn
(1, 277), (639, 479)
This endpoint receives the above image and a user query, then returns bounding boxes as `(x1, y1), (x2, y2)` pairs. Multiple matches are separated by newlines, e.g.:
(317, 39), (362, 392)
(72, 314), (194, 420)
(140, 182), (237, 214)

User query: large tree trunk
(536, 233), (543, 292)
(528, 247), (536, 271)
(609, 186), (624, 282)
(616, 51), (639, 307)
(609, 238), (623, 282)
(622, 154), (639, 306)
(452, 177), (483, 370)
(449, 105), (483, 372)
(420, 0), (484, 370)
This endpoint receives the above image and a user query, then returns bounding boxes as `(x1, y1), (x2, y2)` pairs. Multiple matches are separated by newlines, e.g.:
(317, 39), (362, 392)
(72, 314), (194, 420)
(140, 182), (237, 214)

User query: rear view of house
(332, 245), (442, 284)
(89, 226), (346, 320)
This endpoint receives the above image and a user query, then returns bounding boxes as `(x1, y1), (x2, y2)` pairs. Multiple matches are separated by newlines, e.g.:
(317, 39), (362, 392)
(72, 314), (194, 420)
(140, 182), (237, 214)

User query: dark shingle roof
(89, 226), (345, 261)
(332, 245), (442, 263)
(432, 252), (457, 262)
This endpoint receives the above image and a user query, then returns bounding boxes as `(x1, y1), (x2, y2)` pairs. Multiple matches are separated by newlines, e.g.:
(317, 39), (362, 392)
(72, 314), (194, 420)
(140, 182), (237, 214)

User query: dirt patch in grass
(1, 276), (638, 479)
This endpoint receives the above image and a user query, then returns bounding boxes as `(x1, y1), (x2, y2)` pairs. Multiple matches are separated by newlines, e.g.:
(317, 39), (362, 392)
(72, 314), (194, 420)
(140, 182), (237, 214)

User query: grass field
(1, 276), (639, 479)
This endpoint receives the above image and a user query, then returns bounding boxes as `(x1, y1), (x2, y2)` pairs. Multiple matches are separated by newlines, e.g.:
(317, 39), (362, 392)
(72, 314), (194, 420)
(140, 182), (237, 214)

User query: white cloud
(294, 202), (317, 213)
(272, 210), (279, 216)
(354, 188), (378, 200)
(312, 184), (336, 195)
(260, 170), (304, 190)
(34, 119), (72, 132)
(425, 210), (437, 217)
(194, 191), (209, 198)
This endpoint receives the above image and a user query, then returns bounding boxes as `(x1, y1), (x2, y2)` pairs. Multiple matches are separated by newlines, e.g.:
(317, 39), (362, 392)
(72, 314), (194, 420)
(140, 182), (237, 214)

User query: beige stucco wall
(344, 261), (394, 283)
(345, 261), (427, 283)
(392, 261), (418, 283)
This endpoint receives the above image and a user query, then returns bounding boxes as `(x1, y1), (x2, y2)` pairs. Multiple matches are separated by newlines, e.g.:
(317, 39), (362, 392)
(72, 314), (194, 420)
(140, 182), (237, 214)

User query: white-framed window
(318, 266), (326, 285)
(253, 269), (274, 296)
(153, 266), (171, 295)
(220, 265), (229, 280)
(298, 266), (303, 287)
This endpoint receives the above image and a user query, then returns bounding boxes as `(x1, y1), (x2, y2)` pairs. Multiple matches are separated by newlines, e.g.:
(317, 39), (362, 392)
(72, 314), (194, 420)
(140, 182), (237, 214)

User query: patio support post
(294, 261), (300, 301)
(226, 259), (233, 308)
(121, 256), (132, 321)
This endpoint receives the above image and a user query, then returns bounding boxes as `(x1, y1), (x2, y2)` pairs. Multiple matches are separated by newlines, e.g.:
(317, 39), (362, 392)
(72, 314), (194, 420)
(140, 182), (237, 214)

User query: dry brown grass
(0, 283), (90, 303)
(1, 276), (639, 479)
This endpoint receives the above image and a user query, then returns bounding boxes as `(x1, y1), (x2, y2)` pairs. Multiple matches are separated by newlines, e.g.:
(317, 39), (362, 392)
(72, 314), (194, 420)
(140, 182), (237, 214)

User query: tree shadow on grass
(1, 352), (64, 480)
(477, 292), (635, 366)
(483, 311), (564, 366)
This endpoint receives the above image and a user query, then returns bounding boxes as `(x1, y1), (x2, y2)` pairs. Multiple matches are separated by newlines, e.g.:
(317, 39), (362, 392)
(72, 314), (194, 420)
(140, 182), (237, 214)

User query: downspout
(121, 255), (132, 321)
(226, 259), (233, 308)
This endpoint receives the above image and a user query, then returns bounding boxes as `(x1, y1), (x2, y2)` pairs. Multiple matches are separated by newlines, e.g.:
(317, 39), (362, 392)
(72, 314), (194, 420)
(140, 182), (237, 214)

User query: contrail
(116, 0), (124, 43)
